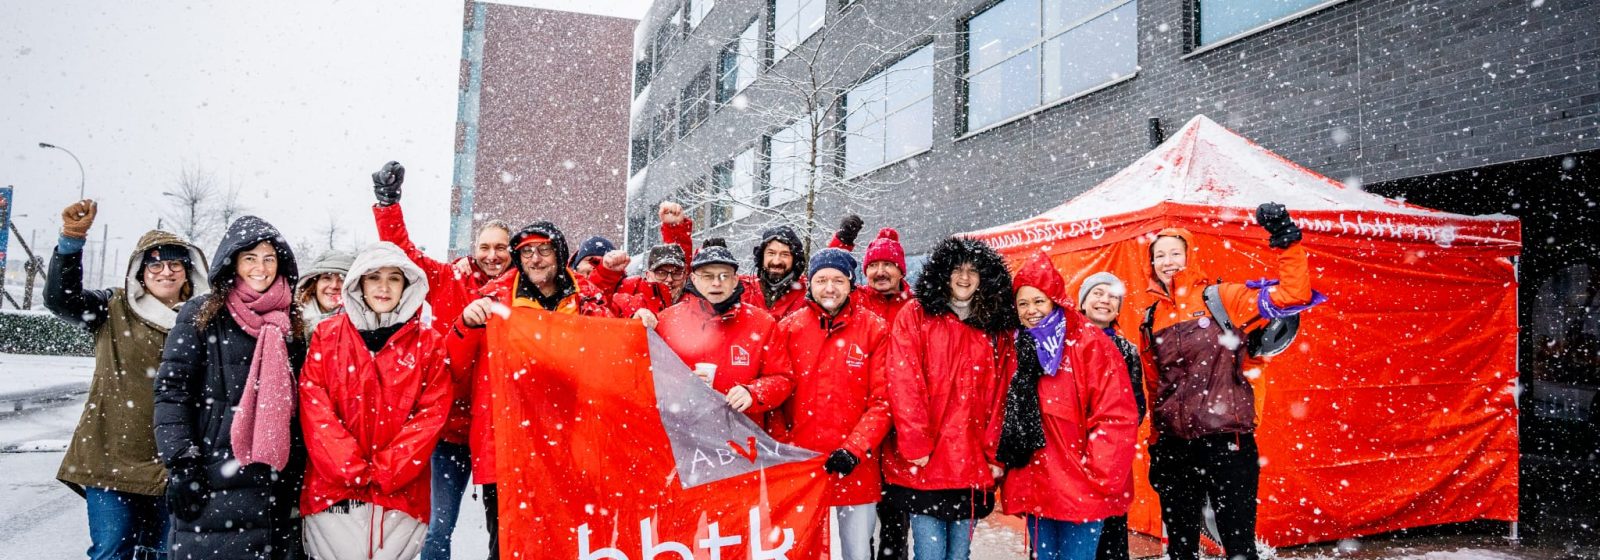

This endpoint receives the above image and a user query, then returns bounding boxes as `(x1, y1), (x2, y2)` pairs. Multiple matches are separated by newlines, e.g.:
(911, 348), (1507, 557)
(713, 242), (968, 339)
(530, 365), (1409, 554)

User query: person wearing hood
(299, 242), (452, 560)
(568, 235), (615, 277)
(881, 237), (1018, 560)
(1141, 203), (1322, 560)
(654, 240), (786, 427)
(369, 161), (514, 560)
(296, 250), (354, 339)
(996, 253), (1138, 560)
(154, 215), (307, 560)
(738, 225), (809, 320)
(45, 199), (209, 560)
(1075, 271), (1146, 560)
(761, 248), (893, 560)
(446, 220), (612, 560)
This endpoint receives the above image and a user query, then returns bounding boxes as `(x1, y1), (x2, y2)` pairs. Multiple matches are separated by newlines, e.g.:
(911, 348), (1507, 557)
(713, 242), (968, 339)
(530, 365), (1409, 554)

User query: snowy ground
(0, 353), (1575, 559)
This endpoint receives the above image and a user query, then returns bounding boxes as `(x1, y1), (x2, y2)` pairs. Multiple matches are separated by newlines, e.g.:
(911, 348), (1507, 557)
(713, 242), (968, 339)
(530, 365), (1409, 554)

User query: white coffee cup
(693, 362), (718, 386)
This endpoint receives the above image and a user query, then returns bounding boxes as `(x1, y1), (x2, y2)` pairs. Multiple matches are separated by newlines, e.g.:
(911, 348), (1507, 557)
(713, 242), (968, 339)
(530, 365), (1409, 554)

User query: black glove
(823, 449), (860, 476)
(372, 161), (405, 206)
(836, 214), (864, 247)
(1256, 202), (1301, 249)
(165, 458), (211, 523)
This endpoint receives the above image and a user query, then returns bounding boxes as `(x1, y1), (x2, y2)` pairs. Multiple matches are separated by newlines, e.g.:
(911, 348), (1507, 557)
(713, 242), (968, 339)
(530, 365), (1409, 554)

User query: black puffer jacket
(154, 216), (307, 560)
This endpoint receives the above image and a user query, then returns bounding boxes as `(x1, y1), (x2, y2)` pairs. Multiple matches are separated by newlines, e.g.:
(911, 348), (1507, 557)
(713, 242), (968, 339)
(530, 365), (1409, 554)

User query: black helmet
(1247, 314), (1300, 357)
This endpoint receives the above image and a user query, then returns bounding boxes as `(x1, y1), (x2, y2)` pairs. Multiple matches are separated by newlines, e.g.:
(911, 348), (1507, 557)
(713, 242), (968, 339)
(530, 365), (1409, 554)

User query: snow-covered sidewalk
(0, 352), (93, 412)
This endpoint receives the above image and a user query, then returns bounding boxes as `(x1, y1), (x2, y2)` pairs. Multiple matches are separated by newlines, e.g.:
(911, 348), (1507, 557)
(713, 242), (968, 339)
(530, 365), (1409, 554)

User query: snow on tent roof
(979, 114), (1508, 227)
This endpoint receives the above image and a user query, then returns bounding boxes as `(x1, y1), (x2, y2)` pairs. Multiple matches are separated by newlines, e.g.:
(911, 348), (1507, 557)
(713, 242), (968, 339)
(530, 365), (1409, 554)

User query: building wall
(626, 0), (1599, 256)
(452, 1), (637, 256)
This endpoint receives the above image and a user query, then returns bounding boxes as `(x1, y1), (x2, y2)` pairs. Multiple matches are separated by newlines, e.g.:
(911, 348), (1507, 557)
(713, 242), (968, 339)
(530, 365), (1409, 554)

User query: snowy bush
(0, 310), (93, 356)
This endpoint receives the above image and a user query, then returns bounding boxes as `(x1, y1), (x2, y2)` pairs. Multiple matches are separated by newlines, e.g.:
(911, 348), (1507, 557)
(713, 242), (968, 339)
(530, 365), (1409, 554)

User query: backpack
(1141, 284), (1301, 357)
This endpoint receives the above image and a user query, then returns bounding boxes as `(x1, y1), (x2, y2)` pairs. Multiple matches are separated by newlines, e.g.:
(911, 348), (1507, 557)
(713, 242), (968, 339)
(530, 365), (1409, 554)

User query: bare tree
(669, 4), (967, 250)
(216, 179), (248, 231)
(318, 211), (344, 253)
(162, 166), (219, 247)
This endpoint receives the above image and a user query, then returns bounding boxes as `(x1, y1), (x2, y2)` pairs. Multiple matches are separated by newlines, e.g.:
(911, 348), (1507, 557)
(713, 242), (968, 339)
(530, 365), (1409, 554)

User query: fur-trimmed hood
(341, 242), (432, 331)
(913, 236), (1018, 334)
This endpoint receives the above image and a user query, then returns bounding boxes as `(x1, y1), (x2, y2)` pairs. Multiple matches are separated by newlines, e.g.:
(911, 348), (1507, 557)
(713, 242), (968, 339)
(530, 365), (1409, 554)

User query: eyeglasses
(652, 268), (687, 280)
(517, 245), (556, 259)
(144, 261), (186, 274)
(693, 271), (735, 283)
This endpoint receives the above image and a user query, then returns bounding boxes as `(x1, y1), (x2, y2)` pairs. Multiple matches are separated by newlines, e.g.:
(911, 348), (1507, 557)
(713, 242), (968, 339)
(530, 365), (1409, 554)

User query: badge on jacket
(730, 345), (750, 366)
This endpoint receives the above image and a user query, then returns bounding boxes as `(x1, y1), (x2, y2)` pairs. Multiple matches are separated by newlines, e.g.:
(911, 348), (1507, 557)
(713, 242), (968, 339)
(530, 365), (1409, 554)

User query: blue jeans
(85, 486), (168, 560)
(909, 514), (974, 560)
(1026, 516), (1103, 560)
(422, 441), (472, 560)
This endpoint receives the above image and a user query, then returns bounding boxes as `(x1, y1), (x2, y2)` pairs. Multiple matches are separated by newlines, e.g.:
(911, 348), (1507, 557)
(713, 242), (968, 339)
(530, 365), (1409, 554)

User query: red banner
(489, 310), (829, 559)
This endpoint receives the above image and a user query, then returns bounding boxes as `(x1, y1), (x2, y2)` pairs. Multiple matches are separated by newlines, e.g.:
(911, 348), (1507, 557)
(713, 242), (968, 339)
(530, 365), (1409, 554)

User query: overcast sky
(1, 0), (647, 287)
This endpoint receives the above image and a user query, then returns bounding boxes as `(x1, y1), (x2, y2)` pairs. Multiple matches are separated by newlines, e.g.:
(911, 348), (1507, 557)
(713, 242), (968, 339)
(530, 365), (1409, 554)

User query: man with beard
(370, 160), (514, 560)
(738, 225), (809, 319)
(856, 227), (915, 323)
(447, 220), (612, 559)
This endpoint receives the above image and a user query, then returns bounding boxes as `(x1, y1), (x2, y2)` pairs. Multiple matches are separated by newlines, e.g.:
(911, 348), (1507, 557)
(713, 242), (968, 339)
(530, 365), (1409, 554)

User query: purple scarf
(1246, 278), (1329, 319)
(1026, 307), (1067, 376)
(226, 276), (295, 471)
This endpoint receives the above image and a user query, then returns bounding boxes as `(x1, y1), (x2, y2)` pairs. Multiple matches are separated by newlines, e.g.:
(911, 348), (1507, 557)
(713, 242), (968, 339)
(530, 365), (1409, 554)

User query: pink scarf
(227, 276), (295, 471)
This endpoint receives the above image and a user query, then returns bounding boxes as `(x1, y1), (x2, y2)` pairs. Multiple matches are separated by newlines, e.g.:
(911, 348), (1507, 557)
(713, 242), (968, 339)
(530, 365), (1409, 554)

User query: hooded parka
(1000, 254), (1139, 523)
(46, 230), (210, 496)
(739, 227), (809, 320)
(298, 243), (451, 523)
(153, 216), (306, 560)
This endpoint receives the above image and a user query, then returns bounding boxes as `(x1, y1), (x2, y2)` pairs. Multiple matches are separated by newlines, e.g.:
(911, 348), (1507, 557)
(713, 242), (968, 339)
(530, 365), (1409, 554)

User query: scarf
(226, 276), (295, 471)
(996, 331), (1047, 468)
(759, 267), (799, 307)
(1026, 307), (1067, 376)
(948, 298), (972, 320)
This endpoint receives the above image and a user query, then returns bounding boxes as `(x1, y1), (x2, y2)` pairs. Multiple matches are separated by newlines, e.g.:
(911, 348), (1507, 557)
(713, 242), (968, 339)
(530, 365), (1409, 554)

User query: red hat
(1011, 251), (1072, 309)
(863, 228), (906, 272)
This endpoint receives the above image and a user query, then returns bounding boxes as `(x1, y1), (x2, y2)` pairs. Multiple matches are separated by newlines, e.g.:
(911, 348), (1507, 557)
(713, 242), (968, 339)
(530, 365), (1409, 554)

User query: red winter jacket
(446, 270), (613, 484)
(589, 265), (675, 318)
(1000, 253), (1139, 522)
(883, 304), (1016, 491)
(373, 203), (501, 444)
(763, 299), (892, 506)
(656, 294), (782, 427)
(853, 283), (914, 324)
(738, 274), (809, 320)
(299, 316), (452, 522)
(662, 218), (695, 258)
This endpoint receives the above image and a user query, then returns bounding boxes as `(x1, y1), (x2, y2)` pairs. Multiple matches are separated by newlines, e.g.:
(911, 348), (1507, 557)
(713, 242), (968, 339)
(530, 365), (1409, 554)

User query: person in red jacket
(446, 220), (612, 560)
(655, 241), (783, 426)
(996, 253), (1138, 560)
(882, 237), (1018, 560)
(299, 242), (452, 560)
(1141, 204), (1321, 560)
(739, 225), (810, 319)
(759, 248), (892, 560)
(590, 243), (687, 321)
(369, 161), (511, 560)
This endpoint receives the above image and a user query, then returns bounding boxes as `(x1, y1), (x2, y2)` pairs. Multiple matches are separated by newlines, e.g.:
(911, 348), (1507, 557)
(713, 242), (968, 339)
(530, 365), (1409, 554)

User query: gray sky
(2, 0), (646, 288)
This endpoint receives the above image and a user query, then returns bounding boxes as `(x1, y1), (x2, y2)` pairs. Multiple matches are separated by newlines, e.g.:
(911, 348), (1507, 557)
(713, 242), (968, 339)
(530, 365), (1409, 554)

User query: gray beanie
(1077, 271), (1125, 306)
(296, 250), (356, 292)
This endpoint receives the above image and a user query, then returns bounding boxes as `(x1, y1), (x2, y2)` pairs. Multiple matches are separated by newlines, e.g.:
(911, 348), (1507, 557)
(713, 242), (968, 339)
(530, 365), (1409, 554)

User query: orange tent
(966, 115), (1521, 547)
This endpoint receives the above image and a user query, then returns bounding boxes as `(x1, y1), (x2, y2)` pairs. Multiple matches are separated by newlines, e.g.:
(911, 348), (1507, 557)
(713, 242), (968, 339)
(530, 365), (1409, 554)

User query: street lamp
(38, 142), (86, 199)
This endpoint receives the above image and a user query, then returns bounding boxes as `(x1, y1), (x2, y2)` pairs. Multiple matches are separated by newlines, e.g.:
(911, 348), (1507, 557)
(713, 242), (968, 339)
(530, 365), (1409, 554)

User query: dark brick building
(626, 0), (1600, 544)
(450, 1), (636, 256)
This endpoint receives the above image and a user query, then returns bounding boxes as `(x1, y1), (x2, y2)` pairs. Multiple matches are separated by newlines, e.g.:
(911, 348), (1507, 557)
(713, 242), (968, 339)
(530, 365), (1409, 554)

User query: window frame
(959, 0), (1139, 136)
(770, 0), (826, 63)
(1184, 0), (1348, 57)
(716, 17), (762, 105)
(843, 45), (936, 178)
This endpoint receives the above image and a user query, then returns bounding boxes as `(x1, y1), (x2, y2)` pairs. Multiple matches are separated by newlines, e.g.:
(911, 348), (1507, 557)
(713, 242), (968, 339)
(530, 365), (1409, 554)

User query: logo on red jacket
(845, 344), (866, 368)
(730, 345), (750, 366)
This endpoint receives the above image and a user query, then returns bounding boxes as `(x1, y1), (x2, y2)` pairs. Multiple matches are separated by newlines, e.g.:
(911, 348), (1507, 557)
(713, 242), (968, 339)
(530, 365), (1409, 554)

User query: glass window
(633, 43), (654, 96)
(708, 166), (732, 226)
(844, 47), (934, 177)
(717, 18), (760, 104)
(964, 0), (1137, 133)
(729, 148), (757, 221)
(650, 104), (677, 161)
(679, 67), (714, 136)
(688, 0), (715, 29)
(767, 116), (815, 207)
(1196, 0), (1334, 46)
(773, 0), (825, 62)
(630, 131), (649, 175)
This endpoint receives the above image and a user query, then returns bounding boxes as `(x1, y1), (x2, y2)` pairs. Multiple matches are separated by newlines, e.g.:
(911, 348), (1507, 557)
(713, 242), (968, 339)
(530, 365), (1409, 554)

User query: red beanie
(863, 228), (906, 272)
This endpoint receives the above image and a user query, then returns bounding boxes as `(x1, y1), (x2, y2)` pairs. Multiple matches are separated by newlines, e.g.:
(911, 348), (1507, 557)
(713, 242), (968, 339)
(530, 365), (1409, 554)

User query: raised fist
(1256, 202), (1301, 249)
(658, 201), (685, 226)
(60, 199), (97, 239)
(372, 161), (405, 206)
